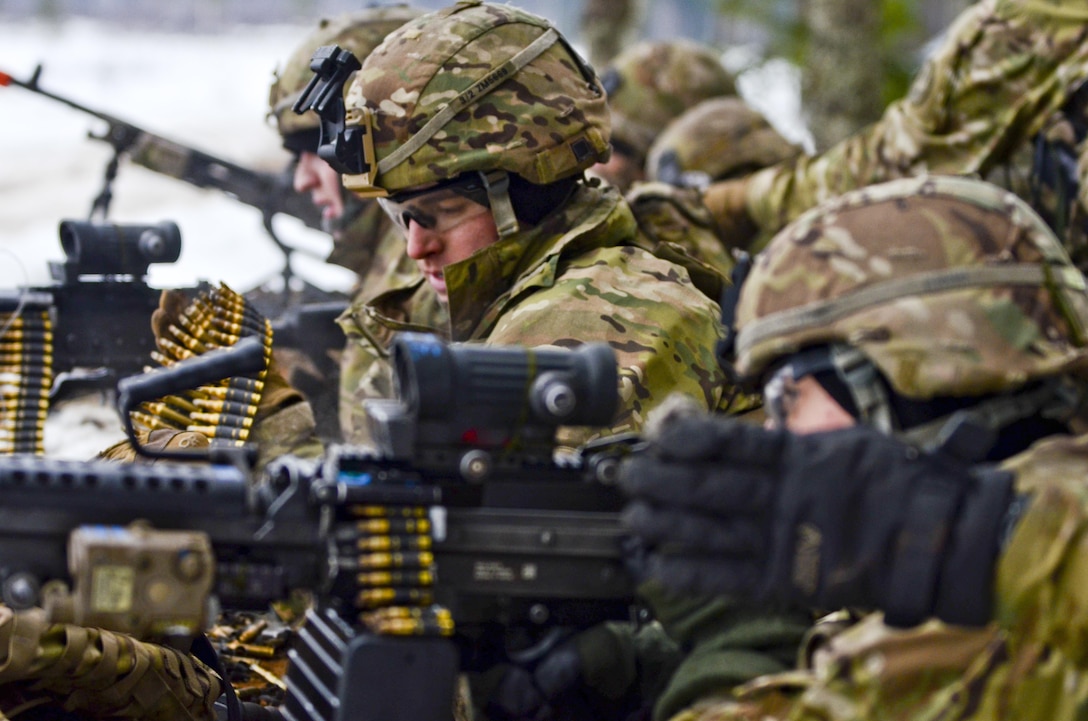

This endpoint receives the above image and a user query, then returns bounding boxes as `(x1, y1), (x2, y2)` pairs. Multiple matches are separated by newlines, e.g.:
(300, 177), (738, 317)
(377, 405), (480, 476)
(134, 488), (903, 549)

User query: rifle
(0, 63), (324, 291)
(0, 333), (639, 721)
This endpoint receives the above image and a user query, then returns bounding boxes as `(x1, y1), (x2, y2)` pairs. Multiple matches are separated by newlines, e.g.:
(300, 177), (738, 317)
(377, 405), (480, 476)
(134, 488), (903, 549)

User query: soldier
(592, 39), (737, 194)
(333, 0), (731, 450)
(627, 96), (802, 282)
(645, 96), (801, 191)
(311, 3), (796, 718)
(621, 174), (1088, 721)
(267, 6), (448, 445)
(704, 0), (1088, 260)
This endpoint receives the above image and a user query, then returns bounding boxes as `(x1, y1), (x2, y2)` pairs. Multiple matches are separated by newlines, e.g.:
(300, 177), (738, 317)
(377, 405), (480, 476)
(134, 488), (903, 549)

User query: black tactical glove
(618, 412), (1017, 628)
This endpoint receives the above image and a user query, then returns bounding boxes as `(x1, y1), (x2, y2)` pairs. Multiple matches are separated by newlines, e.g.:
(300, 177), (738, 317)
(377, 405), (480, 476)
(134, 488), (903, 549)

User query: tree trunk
(801, 0), (884, 150)
(580, 0), (647, 71)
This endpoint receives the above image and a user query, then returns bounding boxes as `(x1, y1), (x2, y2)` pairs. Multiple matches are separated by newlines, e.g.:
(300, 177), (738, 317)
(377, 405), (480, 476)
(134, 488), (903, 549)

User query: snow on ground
(1, 17), (806, 457)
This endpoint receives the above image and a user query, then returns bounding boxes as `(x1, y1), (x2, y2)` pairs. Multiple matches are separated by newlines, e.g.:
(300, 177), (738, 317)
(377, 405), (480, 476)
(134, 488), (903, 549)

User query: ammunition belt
(0, 292), (53, 455)
(340, 503), (453, 637)
(135, 283), (271, 447)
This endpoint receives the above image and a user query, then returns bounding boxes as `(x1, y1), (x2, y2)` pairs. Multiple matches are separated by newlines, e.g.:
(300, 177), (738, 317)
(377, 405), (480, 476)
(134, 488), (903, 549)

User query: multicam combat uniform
(0, 606), (222, 721)
(725, 0), (1088, 257)
(331, 1), (736, 448)
(669, 174), (1088, 721)
(343, 181), (729, 451)
(267, 6), (447, 447)
(332, 204), (446, 445)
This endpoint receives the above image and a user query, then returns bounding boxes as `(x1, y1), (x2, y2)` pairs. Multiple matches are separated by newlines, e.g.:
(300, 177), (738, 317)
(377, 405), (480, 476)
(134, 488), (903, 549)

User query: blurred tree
(802, 0), (882, 149)
(717, 0), (932, 149)
(580, 0), (647, 69)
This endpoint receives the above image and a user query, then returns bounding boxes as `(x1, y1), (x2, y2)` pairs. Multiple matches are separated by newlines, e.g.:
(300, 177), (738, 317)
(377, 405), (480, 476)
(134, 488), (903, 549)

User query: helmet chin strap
(829, 344), (895, 434)
(481, 170), (520, 238)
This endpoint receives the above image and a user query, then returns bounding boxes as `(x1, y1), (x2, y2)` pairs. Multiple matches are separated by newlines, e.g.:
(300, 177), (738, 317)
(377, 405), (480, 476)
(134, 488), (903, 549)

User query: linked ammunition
(350, 506), (428, 519)
(0, 396), (49, 411)
(222, 376), (264, 394)
(0, 374), (51, 389)
(0, 352), (53, 365)
(142, 402), (196, 428)
(156, 336), (195, 361)
(131, 409), (183, 432)
(162, 394), (201, 414)
(355, 588), (433, 609)
(360, 606), (454, 637)
(196, 385), (261, 405)
(353, 551), (434, 570)
(352, 535), (432, 552)
(188, 425), (248, 442)
(189, 411), (254, 429)
(211, 316), (266, 338)
(193, 397), (254, 417)
(354, 517), (431, 535)
(166, 323), (209, 353)
(356, 570), (435, 587)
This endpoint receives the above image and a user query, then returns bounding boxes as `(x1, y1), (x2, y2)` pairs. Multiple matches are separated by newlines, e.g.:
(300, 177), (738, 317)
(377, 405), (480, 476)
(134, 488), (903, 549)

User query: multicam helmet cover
(267, 6), (422, 138)
(340, 0), (611, 197)
(600, 39), (736, 166)
(734, 175), (1088, 399)
(646, 96), (800, 188)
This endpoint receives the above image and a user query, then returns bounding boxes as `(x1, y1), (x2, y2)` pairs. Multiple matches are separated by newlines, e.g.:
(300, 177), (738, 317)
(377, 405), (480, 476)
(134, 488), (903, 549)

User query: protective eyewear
(378, 175), (492, 234)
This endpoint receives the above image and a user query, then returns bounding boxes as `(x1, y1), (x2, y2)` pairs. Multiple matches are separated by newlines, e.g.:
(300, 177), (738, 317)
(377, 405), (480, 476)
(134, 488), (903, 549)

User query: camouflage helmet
(734, 175), (1088, 408)
(340, 0), (611, 204)
(600, 40), (736, 167)
(267, 6), (422, 138)
(646, 96), (800, 189)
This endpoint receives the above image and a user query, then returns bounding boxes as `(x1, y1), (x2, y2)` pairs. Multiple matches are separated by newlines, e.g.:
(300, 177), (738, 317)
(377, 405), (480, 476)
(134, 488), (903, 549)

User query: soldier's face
(384, 187), (499, 302)
(764, 374), (855, 435)
(293, 151), (345, 223)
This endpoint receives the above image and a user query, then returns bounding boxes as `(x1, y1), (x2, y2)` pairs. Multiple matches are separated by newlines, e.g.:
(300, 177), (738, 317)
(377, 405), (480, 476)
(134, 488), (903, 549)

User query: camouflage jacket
(667, 425), (1088, 721)
(344, 182), (729, 451)
(742, 0), (1088, 258)
(335, 209), (448, 446)
(627, 180), (736, 286)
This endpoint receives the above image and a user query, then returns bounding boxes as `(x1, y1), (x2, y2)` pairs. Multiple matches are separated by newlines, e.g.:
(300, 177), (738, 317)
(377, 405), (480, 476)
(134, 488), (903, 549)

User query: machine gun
(0, 218), (186, 433)
(0, 333), (639, 721)
(1, 218), (350, 448)
(0, 63), (324, 292)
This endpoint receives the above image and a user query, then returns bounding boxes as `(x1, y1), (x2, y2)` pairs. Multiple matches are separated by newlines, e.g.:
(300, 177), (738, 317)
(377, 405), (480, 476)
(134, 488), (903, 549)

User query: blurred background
(0, 0), (970, 293)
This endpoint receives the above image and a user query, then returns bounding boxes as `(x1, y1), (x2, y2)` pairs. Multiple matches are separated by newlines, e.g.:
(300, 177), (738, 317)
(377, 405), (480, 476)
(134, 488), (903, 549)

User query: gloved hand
(97, 428), (211, 463)
(472, 623), (660, 721)
(149, 288), (319, 464)
(618, 411), (1016, 628)
(701, 177), (758, 253)
(150, 288), (191, 344)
